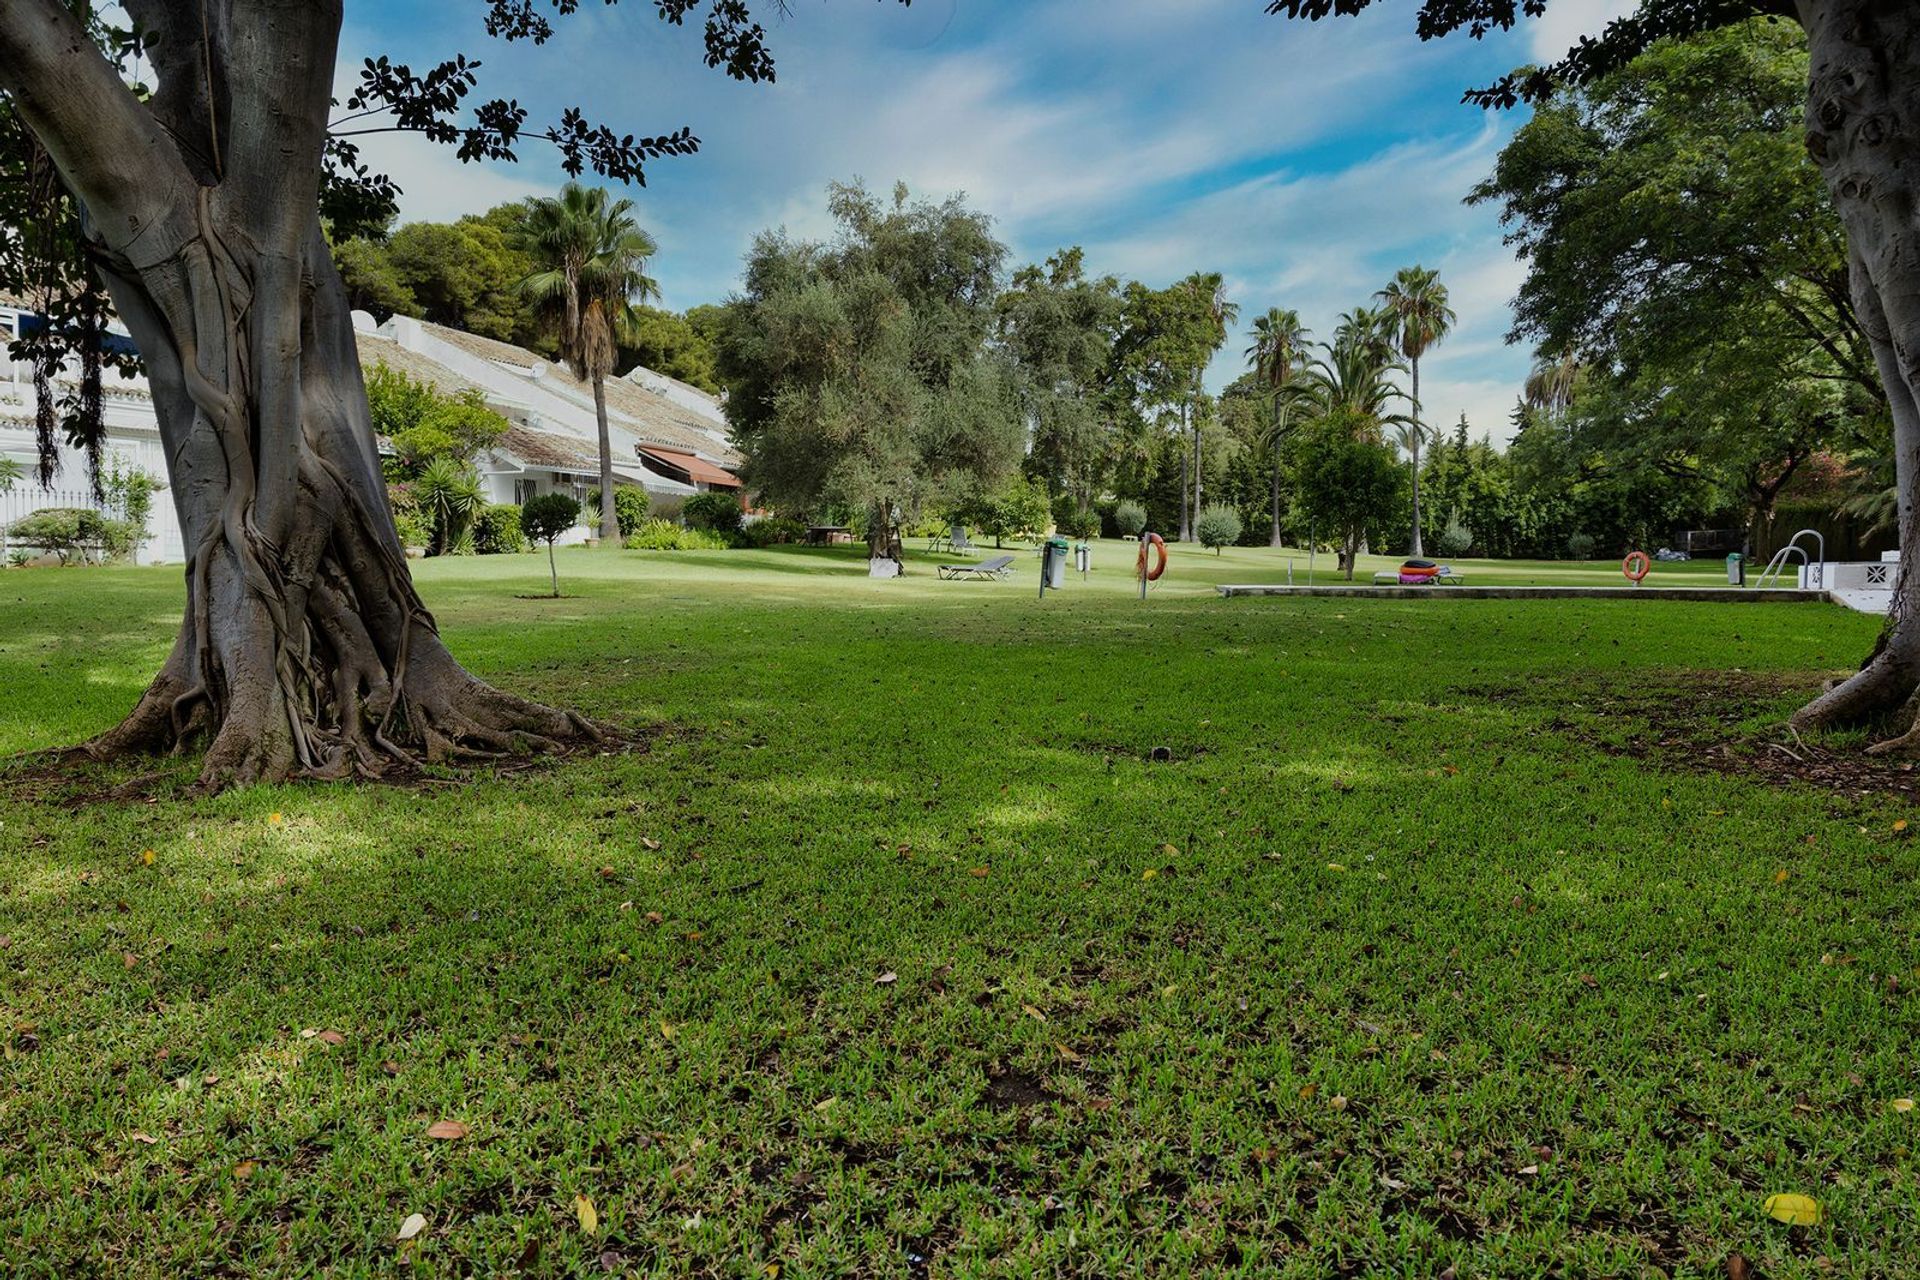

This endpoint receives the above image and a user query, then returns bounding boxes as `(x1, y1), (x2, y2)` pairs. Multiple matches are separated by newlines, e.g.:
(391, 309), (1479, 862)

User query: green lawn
(2, 542), (1914, 1278)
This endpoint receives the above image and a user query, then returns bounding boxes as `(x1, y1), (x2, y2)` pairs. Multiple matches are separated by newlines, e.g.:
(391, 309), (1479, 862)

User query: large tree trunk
(1790, 0), (1920, 746)
(0, 0), (594, 788)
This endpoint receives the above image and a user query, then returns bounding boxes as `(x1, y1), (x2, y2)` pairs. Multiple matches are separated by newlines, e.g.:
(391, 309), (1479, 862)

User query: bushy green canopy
(717, 181), (1025, 524)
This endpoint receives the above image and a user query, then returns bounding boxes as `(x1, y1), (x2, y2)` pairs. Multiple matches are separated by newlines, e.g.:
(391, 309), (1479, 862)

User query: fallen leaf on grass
(874, 972), (898, 986)
(1763, 1192), (1826, 1226)
(969, 866), (990, 878)
(1518, 1164), (1540, 1176)
(1726, 1252), (1752, 1280)
(425, 1120), (470, 1140)
(642, 837), (662, 851)
(1327, 1094), (1348, 1111)
(1055, 1042), (1083, 1063)
(1141, 868), (1158, 881)
(598, 1249), (625, 1271)
(1774, 869), (1791, 884)
(315, 1029), (346, 1046)
(683, 930), (703, 941)
(644, 911), (663, 925)
(122, 952), (140, 970)
(233, 1159), (257, 1180)
(1298, 1083), (1318, 1100)
(573, 1193), (599, 1236)
(268, 812), (284, 827)
(660, 1021), (676, 1040)
(1326, 863), (1346, 872)
(1158, 843), (1180, 857)
(813, 1097), (838, 1112)
(382, 1059), (401, 1076)
(397, 1212), (427, 1242)
(1896, 820), (1909, 835)
(1894, 1098), (1915, 1113)
(1022, 1004), (1047, 1022)
(129, 1131), (159, 1145)
(140, 849), (155, 866)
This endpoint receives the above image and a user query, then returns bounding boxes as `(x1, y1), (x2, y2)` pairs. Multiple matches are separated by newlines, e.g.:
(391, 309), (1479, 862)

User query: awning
(637, 446), (739, 489)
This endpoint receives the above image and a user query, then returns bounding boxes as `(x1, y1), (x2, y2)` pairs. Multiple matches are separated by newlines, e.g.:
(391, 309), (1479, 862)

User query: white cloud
(1528, 0), (1642, 63)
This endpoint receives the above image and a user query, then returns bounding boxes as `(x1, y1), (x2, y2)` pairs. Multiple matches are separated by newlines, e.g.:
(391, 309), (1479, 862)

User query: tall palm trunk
(1178, 402), (1192, 543)
(592, 376), (618, 542)
(1408, 358), (1424, 558)
(1270, 462), (1284, 547)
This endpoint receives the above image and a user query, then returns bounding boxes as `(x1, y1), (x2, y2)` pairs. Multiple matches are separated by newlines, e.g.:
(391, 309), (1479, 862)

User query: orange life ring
(1622, 550), (1651, 583)
(1137, 532), (1168, 582)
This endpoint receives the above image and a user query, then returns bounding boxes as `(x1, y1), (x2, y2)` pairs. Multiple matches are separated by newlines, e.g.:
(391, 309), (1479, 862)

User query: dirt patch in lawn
(1469, 668), (1920, 804)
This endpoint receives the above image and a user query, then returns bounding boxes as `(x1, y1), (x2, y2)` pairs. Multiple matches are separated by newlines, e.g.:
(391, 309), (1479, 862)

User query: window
(514, 478), (538, 505)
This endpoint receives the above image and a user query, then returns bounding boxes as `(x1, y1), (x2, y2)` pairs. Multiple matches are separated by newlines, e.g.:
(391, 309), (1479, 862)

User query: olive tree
(1268, 0), (1920, 745)
(0, 0), (895, 787)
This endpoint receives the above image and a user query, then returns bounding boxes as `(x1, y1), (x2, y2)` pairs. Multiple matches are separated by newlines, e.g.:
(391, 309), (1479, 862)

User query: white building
(0, 301), (743, 561)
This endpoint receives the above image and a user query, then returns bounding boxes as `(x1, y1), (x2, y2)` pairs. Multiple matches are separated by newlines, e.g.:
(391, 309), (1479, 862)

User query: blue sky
(339, 0), (1636, 442)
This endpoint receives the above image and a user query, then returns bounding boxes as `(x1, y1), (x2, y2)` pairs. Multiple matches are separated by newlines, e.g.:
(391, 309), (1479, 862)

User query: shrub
(613, 486), (651, 538)
(520, 492), (583, 597)
(650, 495), (685, 525)
(741, 517), (807, 548)
(1566, 531), (1597, 560)
(1436, 509), (1473, 558)
(4, 507), (135, 564)
(473, 503), (526, 554)
(624, 518), (729, 551)
(1196, 504), (1242, 554)
(1113, 501), (1148, 538)
(683, 491), (743, 533)
(1062, 507), (1101, 540)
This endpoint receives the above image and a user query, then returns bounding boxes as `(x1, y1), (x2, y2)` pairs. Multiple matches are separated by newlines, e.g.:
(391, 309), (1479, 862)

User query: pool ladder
(1755, 528), (1825, 589)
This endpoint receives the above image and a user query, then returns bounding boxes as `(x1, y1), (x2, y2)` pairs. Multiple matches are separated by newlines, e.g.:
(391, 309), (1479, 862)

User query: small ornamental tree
(520, 493), (581, 598)
(0, 0), (903, 788)
(1113, 501), (1148, 538)
(1195, 504), (1242, 554)
(1296, 431), (1408, 581)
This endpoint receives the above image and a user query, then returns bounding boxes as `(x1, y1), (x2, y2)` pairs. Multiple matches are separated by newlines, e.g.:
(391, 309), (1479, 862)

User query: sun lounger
(938, 554), (1015, 581)
(1372, 566), (1465, 585)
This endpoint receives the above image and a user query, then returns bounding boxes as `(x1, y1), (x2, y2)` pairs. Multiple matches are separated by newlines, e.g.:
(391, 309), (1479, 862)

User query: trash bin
(1074, 541), (1090, 577)
(1727, 552), (1744, 586)
(1044, 536), (1069, 590)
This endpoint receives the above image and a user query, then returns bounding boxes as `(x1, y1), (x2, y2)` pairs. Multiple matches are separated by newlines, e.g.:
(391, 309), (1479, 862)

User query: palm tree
(1298, 338), (1412, 441)
(1525, 344), (1583, 430)
(517, 183), (660, 542)
(1246, 307), (1310, 546)
(1186, 274), (1238, 541)
(1376, 267), (1456, 556)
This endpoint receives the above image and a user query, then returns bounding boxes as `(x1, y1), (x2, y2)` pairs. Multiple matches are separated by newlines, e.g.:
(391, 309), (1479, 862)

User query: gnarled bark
(1, 0), (596, 788)
(1790, 0), (1920, 747)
